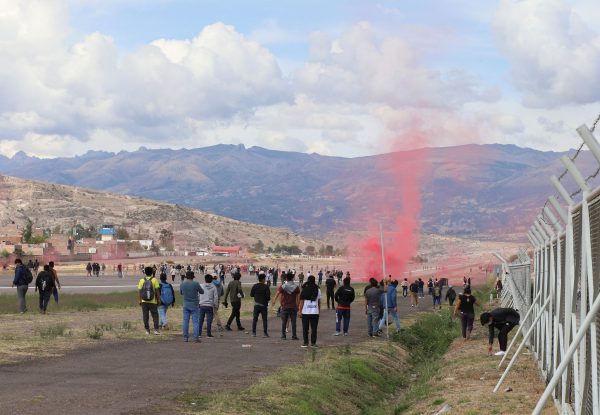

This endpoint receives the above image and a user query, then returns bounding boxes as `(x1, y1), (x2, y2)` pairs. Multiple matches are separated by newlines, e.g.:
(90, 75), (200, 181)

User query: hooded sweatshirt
(198, 282), (219, 308)
(279, 281), (300, 310)
(334, 284), (355, 309)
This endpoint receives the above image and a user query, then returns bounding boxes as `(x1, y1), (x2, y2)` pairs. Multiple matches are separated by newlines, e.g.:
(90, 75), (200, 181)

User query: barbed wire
(540, 111), (600, 227)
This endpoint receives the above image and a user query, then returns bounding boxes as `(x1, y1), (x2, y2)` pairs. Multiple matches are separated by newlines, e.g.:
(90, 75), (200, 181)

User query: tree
(305, 245), (316, 255)
(318, 245), (326, 256)
(116, 228), (130, 240)
(51, 225), (61, 235)
(22, 220), (32, 243)
(325, 245), (334, 256)
(288, 245), (302, 255)
(250, 239), (265, 253)
(159, 229), (173, 249)
(0, 250), (9, 259)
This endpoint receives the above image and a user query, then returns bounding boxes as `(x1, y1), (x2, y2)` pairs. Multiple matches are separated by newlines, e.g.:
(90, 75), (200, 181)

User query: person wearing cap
(480, 308), (520, 356)
(180, 271), (204, 342)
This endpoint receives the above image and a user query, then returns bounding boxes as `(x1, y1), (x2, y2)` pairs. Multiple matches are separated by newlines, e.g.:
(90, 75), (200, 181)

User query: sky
(1, 0), (600, 158)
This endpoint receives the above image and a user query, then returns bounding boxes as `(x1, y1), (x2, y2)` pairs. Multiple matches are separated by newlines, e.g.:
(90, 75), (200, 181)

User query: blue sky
(0, 0), (599, 158)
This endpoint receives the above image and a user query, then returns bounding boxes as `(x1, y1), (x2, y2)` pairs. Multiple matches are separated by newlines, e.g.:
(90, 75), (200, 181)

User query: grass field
(0, 291), (136, 314)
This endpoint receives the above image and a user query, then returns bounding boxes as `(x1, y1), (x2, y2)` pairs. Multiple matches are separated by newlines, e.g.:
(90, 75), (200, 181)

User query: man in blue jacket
(379, 280), (401, 333)
(12, 258), (29, 313)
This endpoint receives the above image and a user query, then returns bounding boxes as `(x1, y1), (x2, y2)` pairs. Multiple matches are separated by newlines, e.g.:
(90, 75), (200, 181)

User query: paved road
(0, 295), (428, 415)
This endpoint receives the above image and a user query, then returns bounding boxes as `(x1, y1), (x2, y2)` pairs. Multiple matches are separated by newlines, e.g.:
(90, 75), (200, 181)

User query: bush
(37, 324), (69, 339)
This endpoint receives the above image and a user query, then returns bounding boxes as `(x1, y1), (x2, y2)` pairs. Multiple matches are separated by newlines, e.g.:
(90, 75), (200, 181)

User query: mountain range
(1, 143), (594, 241)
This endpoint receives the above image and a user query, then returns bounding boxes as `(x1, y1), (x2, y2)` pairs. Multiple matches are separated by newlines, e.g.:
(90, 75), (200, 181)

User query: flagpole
(380, 224), (389, 340)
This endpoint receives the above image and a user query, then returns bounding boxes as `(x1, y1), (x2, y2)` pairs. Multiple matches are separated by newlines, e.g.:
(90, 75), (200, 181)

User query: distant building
(211, 246), (242, 257)
(100, 224), (116, 241)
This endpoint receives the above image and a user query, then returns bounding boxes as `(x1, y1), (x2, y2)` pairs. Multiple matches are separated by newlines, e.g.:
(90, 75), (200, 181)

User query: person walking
(35, 265), (55, 314)
(418, 278), (425, 298)
(49, 261), (61, 303)
(432, 282), (442, 309)
(401, 278), (408, 297)
(180, 271), (203, 342)
(378, 280), (401, 334)
(409, 280), (419, 307)
(223, 272), (245, 331)
(445, 285), (457, 306)
(138, 266), (161, 335)
(198, 274), (219, 339)
(325, 273), (336, 310)
(299, 275), (321, 348)
(453, 286), (480, 341)
(250, 273), (270, 337)
(211, 274), (225, 332)
(12, 259), (31, 313)
(364, 278), (385, 337)
(480, 308), (520, 356)
(158, 273), (175, 330)
(333, 276), (355, 336)
(271, 273), (300, 340)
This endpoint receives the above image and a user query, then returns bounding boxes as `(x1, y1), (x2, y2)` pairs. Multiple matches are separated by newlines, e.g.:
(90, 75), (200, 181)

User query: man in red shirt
(271, 273), (300, 340)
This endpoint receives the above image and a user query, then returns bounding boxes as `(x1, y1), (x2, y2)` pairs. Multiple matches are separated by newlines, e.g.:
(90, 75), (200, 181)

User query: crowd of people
(10, 258), (517, 355)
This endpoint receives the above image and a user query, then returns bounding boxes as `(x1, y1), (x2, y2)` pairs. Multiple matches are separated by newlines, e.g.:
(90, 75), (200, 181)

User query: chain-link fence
(499, 118), (600, 414)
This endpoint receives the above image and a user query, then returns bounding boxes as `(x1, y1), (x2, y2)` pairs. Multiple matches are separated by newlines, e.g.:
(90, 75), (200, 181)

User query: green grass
(0, 291), (137, 314)
(179, 342), (407, 415)
(36, 324), (70, 339)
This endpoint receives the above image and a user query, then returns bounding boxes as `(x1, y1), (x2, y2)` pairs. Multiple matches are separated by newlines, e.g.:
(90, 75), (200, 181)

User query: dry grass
(405, 323), (555, 415)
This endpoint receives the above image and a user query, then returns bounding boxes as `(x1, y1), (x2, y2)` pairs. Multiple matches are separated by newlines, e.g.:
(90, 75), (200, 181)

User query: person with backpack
(180, 271), (203, 342)
(198, 274), (219, 339)
(12, 258), (31, 313)
(378, 280), (401, 334)
(35, 265), (55, 314)
(271, 272), (300, 340)
(333, 276), (355, 336)
(299, 275), (321, 348)
(250, 273), (270, 337)
(453, 286), (480, 341)
(138, 266), (161, 335)
(445, 285), (457, 306)
(158, 273), (175, 330)
(432, 282), (442, 309)
(223, 272), (245, 331)
(325, 273), (336, 309)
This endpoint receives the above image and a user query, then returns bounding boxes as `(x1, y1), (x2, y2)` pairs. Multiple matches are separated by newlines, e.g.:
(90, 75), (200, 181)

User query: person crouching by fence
(453, 286), (479, 341)
(480, 308), (520, 356)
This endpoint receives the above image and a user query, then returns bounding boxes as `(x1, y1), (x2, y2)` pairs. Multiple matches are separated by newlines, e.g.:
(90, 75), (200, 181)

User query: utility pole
(380, 223), (389, 340)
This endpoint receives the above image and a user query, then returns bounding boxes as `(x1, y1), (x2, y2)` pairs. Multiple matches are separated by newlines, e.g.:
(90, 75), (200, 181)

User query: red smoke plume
(348, 127), (430, 280)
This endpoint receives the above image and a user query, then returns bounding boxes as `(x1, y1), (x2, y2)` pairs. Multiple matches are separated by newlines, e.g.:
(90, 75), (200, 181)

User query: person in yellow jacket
(138, 266), (161, 335)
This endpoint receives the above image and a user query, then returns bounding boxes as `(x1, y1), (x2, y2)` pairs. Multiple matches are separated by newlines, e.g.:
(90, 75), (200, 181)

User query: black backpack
(140, 277), (155, 301)
(23, 266), (33, 284)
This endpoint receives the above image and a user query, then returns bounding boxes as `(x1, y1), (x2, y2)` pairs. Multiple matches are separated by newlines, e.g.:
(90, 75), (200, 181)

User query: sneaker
(343, 333), (348, 336)
(333, 332), (341, 336)
(145, 330), (151, 336)
(263, 333), (270, 338)
(183, 337), (189, 342)
(311, 344), (318, 348)
(238, 326), (245, 331)
(225, 326), (233, 331)
(153, 330), (161, 336)
(206, 334), (214, 338)
(494, 351), (506, 356)
(291, 336), (299, 340)
(301, 344), (309, 348)
(252, 333), (257, 337)
(281, 335), (287, 340)
(194, 337), (201, 343)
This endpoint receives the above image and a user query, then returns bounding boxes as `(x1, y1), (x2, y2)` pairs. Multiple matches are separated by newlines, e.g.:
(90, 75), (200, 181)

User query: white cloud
(494, 0), (600, 107)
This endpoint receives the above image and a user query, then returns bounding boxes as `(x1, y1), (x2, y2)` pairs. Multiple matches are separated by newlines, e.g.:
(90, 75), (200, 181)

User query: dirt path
(0, 297), (430, 415)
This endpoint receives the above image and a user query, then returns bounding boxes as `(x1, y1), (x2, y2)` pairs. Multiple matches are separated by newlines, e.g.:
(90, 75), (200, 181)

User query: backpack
(140, 277), (155, 301)
(160, 282), (174, 306)
(39, 272), (53, 292)
(23, 266), (33, 284)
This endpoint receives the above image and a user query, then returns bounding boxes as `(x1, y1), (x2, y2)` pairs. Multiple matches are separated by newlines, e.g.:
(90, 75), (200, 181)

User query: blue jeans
(158, 305), (168, 326)
(367, 307), (379, 336)
(335, 308), (351, 334)
(199, 306), (214, 337)
(378, 308), (401, 331)
(182, 305), (199, 339)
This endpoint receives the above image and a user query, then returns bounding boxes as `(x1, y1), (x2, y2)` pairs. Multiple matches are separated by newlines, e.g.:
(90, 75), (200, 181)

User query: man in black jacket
(325, 274), (337, 309)
(250, 273), (270, 337)
(333, 277), (355, 336)
(480, 308), (520, 356)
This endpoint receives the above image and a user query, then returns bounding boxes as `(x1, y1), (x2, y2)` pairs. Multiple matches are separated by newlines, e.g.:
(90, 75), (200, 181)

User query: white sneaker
(494, 351), (506, 356)
(333, 332), (340, 336)
(153, 330), (161, 336)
